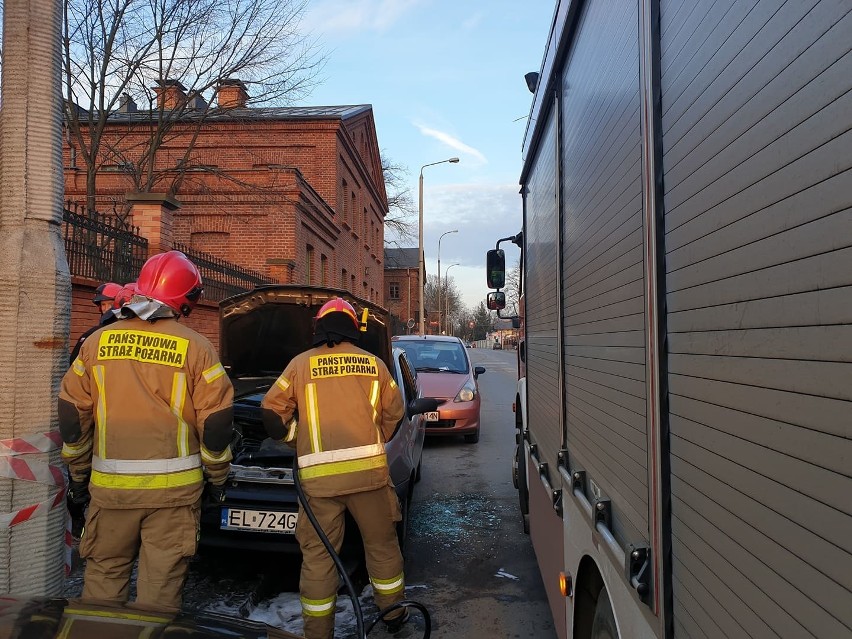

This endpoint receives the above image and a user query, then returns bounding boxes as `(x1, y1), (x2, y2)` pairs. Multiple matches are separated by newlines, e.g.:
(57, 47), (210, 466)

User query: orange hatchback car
(392, 335), (486, 443)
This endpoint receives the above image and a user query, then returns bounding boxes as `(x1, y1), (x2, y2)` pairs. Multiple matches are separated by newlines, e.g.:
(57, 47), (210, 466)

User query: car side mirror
(486, 249), (506, 289)
(408, 397), (439, 418)
(474, 366), (486, 379)
(487, 291), (506, 311)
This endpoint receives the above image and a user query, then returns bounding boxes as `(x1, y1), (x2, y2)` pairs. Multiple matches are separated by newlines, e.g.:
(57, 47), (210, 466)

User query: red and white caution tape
(0, 431), (62, 456)
(0, 431), (70, 573)
(65, 514), (73, 576)
(0, 456), (65, 488)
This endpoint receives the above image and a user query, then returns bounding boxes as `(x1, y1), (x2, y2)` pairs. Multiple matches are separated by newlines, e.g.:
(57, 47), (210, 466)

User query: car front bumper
(424, 399), (481, 436)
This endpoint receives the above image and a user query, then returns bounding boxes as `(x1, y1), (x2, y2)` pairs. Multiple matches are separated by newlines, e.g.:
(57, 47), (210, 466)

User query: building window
(321, 254), (328, 286)
(351, 274), (356, 291)
(342, 268), (348, 290)
(389, 282), (400, 300)
(363, 207), (369, 239)
(307, 246), (315, 284)
(351, 192), (357, 232)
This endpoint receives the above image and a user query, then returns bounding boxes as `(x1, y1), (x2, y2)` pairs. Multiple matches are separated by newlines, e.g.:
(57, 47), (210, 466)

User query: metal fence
(63, 203), (148, 284)
(173, 242), (269, 303)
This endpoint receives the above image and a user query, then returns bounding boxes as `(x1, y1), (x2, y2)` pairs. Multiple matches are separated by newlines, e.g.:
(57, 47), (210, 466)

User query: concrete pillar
(126, 193), (181, 256)
(0, 0), (69, 594)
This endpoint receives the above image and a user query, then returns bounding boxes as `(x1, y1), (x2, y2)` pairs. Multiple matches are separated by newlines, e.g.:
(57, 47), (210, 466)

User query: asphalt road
(397, 347), (556, 639)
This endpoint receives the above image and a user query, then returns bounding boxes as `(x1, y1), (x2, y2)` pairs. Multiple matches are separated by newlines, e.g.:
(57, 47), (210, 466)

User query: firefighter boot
(384, 607), (409, 633)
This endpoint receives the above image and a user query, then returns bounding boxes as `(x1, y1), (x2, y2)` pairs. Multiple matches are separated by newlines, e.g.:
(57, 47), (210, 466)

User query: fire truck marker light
(559, 571), (572, 598)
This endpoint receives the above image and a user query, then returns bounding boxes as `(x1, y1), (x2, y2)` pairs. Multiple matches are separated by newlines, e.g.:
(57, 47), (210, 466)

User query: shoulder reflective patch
(276, 375), (291, 391)
(389, 378), (398, 389)
(309, 354), (378, 379)
(202, 363), (226, 383)
(97, 330), (189, 368)
(72, 359), (86, 377)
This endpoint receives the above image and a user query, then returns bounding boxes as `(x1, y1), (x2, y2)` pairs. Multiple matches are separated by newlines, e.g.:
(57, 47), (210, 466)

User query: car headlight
(454, 382), (476, 403)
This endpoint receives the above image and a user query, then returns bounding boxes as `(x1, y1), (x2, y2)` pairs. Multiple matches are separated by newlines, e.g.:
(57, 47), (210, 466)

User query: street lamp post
(437, 229), (458, 335)
(419, 158), (460, 335)
(444, 262), (460, 335)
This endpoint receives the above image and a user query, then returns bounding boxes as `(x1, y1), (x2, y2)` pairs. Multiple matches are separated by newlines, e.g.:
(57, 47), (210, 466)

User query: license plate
(425, 411), (440, 422)
(220, 508), (297, 534)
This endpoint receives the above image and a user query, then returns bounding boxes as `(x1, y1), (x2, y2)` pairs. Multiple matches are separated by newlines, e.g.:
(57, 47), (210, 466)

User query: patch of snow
(495, 569), (519, 580)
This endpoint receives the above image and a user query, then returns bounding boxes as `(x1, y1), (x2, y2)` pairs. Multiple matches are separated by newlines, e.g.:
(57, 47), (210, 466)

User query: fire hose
(291, 453), (432, 638)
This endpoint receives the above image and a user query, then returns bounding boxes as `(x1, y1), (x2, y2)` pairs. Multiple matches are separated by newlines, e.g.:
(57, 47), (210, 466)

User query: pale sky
(298, 0), (556, 312)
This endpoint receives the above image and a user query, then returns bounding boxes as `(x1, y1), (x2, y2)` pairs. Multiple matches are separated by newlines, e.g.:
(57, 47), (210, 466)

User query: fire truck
(486, 1), (852, 638)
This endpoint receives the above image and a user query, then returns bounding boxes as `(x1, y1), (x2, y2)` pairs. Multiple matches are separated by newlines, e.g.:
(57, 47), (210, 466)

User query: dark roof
(384, 248), (418, 269)
(103, 104), (372, 123)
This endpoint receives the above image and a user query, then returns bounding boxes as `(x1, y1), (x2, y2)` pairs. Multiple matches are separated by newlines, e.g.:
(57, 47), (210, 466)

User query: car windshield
(397, 341), (468, 374)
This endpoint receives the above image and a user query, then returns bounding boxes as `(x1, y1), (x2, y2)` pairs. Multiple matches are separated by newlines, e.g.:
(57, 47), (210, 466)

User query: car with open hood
(199, 286), (432, 556)
(391, 335), (485, 443)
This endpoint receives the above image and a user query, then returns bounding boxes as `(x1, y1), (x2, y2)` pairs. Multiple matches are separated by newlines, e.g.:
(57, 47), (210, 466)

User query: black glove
(204, 483), (226, 503)
(67, 477), (90, 507)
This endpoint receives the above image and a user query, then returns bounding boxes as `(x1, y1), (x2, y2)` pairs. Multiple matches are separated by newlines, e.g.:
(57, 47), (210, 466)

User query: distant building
(63, 79), (391, 346)
(384, 247), (421, 335)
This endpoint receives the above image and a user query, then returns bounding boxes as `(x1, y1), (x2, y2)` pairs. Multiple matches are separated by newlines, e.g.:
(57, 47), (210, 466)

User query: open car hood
(219, 285), (393, 380)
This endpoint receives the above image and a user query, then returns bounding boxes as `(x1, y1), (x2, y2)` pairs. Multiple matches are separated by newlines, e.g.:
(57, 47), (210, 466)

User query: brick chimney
(153, 79), (187, 110)
(217, 79), (249, 109)
(117, 93), (137, 113)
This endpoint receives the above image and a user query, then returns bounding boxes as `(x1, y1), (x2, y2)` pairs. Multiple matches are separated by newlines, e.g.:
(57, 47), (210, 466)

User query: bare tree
(504, 258), (521, 315)
(381, 153), (417, 245)
(63, 0), (323, 212)
(424, 273), (462, 334)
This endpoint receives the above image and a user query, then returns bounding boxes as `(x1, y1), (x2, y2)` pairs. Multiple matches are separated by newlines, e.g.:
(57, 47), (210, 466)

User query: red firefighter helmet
(136, 251), (203, 316)
(315, 297), (359, 329)
(313, 297), (361, 346)
(114, 282), (138, 308)
(92, 282), (122, 305)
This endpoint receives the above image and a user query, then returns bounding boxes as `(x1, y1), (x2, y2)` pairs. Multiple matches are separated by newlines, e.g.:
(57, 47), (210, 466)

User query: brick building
(384, 247), (421, 336)
(64, 80), (390, 349)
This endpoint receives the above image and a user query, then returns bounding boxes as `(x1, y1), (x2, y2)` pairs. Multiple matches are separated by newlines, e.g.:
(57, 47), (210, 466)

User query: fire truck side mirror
(487, 291), (506, 311)
(486, 249), (506, 289)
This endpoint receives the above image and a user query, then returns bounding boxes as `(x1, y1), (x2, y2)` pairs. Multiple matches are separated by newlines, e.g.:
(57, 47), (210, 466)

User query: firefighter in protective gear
(69, 282), (123, 364)
(68, 282), (124, 540)
(59, 251), (234, 611)
(262, 297), (407, 639)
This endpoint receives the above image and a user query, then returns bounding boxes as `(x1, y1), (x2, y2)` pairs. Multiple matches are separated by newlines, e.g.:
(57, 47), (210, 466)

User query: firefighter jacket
(58, 315), (235, 509)
(69, 309), (118, 365)
(261, 341), (405, 498)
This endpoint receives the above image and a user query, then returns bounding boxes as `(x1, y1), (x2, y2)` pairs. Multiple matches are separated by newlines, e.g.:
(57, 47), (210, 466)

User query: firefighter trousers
(296, 483), (405, 639)
(79, 502), (200, 610)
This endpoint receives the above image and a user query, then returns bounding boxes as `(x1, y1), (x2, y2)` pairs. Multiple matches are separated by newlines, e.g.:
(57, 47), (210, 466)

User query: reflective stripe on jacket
(261, 342), (404, 497)
(59, 316), (234, 509)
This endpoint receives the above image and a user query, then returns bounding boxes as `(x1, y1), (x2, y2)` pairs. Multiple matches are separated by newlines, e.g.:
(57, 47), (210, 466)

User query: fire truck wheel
(590, 587), (618, 639)
(516, 443), (530, 534)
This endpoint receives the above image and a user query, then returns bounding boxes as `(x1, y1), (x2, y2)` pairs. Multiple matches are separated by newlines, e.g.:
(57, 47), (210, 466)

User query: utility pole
(0, 0), (70, 594)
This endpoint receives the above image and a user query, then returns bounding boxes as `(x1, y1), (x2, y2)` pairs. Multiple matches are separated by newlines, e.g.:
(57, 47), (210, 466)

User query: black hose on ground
(291, 454), (431, 638)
